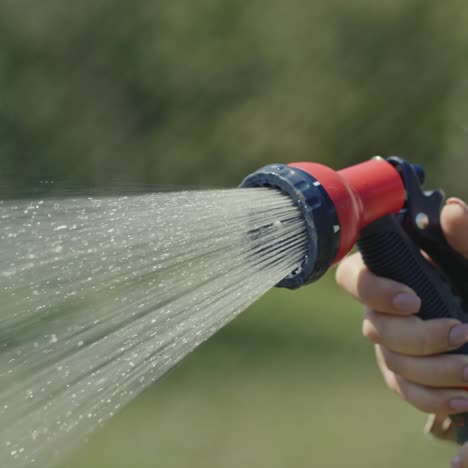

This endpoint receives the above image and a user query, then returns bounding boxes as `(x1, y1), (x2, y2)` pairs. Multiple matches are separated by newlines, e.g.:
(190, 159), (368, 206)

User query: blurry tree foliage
(0, 0), (466, 195)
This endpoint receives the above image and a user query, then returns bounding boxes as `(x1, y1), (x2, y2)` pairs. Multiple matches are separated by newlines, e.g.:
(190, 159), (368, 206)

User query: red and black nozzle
(243, 157), (468, 443)
(240, 157), (419, 289)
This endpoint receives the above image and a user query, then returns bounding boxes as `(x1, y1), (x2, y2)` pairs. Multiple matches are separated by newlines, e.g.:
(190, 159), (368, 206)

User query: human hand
(336, 197), (468, 467)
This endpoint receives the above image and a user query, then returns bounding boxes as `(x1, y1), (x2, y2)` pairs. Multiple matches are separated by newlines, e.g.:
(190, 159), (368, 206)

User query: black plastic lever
(357, 158), (468, 444)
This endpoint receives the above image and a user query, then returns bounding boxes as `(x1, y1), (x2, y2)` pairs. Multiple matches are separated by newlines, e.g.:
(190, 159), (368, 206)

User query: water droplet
(273, 220), (282, 229)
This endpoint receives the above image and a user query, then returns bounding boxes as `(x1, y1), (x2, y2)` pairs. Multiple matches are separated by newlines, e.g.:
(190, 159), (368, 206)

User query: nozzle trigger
(387, 157), (468, 302)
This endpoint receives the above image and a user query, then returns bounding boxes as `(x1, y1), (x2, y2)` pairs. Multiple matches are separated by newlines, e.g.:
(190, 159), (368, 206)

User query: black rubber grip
(357, 214), (468, 444)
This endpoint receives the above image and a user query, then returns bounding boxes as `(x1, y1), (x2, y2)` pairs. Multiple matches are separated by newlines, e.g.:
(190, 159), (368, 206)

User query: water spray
(0, 156), (467, 468)
(242, 156), (468, 442)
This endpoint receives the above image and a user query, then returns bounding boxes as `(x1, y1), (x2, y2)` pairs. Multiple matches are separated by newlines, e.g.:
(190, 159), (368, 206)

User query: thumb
(441, 198), (468, 259)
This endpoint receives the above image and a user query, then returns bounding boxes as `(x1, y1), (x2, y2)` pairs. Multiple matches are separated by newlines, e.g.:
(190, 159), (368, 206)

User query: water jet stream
(0, 188), (308, 468)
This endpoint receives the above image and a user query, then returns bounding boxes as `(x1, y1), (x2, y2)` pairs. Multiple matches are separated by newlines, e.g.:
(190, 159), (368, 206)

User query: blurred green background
(1, 0), (467, 466)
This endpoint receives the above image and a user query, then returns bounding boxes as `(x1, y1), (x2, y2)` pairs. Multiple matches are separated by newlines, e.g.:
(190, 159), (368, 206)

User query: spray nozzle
(242, 156), (468, 442)
(240, 164), (340, 288)
(241, 157), (409, 289)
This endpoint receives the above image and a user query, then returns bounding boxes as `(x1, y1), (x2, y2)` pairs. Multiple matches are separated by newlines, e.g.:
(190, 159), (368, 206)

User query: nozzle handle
(357, 214), (468, 444)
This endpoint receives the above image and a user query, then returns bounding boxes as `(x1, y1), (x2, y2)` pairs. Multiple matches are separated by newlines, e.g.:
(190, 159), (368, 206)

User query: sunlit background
(1, 0), (467, 466)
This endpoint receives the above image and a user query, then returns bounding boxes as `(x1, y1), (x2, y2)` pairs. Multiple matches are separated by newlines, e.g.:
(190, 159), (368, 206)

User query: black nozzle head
(240, 164), (340, 289)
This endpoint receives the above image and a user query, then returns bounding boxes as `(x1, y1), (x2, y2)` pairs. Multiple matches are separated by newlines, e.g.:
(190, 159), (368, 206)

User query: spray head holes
(240, 164), (341, 289)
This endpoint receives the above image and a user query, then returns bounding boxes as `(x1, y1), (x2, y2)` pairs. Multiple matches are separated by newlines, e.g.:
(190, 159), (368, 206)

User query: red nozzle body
(289, 158), (405, 263)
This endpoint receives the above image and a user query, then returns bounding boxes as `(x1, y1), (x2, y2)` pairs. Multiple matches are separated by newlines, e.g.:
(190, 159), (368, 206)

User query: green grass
(61, 273), (455, 468)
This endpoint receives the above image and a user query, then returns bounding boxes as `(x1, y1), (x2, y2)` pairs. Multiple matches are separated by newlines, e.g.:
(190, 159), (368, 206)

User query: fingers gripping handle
(357, 215), (466, 322)
(357, 214), (468, 444)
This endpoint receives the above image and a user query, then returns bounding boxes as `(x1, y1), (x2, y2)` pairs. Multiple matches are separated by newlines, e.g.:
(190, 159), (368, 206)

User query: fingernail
(451, 455), (462, 468)
(449, 324), (468, 348)
(392, 293), (421, 314)
(449, 399), (468, 412)
(447, 198), (468, 214)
